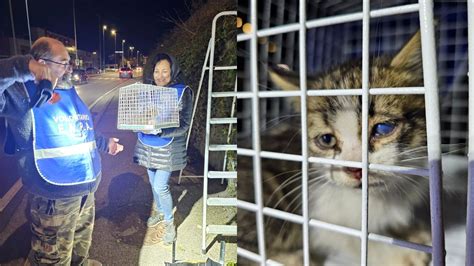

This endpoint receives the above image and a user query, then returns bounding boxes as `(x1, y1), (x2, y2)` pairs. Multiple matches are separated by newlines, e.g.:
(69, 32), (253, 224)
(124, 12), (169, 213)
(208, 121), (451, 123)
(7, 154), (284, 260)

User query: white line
(89, 80), (131, 110)
(0, 179), (22, 212)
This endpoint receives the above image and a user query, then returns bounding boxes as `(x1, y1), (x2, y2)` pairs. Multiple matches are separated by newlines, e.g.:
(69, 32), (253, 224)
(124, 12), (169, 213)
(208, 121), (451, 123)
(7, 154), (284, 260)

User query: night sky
(0, 0), (192, 56)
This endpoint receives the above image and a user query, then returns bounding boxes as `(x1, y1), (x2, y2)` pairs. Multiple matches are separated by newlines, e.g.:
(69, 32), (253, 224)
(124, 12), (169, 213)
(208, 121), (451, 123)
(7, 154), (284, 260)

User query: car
(104, 65), (118, 72)
(86, 67), (100, 74)
(119, 67), (133, 78)
(71, 69), (88, 84)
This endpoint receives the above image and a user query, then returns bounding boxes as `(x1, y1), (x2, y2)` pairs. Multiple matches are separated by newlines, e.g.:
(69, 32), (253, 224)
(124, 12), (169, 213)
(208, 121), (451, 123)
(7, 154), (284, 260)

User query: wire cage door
(117, 83), (180, 131)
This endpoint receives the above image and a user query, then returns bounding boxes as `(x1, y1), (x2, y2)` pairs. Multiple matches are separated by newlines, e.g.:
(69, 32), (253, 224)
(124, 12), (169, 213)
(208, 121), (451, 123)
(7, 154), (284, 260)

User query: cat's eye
(316, 134), (337, 149)
(372, 122), (396, 137)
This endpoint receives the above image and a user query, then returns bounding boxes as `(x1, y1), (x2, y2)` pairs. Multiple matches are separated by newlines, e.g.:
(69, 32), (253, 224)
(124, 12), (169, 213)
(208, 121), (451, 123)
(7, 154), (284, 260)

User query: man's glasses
(40, 58), (71, 68)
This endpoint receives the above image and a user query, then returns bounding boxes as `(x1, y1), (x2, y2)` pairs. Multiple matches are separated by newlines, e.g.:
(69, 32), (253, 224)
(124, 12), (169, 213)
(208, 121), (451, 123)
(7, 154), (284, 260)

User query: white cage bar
(250, 0), (267, 263)
(418, 0), (445, 264)
(298, 0), (310, 263)
(466, 0), (474, 264)
(237, 0), (447, 265)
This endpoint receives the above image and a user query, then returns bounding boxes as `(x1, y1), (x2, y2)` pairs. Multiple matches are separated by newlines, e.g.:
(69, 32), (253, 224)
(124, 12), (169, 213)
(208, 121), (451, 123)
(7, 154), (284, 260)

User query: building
(0, 27), (98, 68)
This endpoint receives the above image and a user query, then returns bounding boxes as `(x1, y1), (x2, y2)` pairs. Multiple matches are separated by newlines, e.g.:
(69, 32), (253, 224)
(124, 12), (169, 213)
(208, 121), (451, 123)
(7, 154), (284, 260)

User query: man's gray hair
(30, 37), (54, 60)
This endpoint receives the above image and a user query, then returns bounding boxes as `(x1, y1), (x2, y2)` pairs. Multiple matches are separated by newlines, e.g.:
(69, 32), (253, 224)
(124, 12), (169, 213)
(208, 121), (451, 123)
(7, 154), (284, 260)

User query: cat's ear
(390, 31), (422, 72)
(268, 64), (300, 90)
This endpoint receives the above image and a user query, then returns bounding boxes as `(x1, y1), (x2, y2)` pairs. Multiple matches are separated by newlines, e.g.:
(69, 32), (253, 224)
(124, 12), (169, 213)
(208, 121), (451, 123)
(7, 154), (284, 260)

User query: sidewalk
(89, 89), (237, 265)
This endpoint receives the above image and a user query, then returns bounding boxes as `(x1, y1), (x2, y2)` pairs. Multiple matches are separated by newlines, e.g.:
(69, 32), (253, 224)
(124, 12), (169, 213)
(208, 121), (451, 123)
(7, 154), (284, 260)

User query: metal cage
(117, 83), (180, 131)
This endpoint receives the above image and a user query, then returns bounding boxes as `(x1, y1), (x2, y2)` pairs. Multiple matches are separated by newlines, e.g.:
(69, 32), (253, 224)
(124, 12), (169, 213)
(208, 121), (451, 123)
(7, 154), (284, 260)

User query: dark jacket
(0, 55), (108, 198)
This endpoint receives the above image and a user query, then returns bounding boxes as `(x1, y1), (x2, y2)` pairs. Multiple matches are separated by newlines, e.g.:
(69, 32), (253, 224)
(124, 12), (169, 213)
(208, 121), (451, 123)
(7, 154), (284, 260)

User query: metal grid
(238, 1), (469, 149)
(235, 0), (462, 265)
(117, 83), (180, 131)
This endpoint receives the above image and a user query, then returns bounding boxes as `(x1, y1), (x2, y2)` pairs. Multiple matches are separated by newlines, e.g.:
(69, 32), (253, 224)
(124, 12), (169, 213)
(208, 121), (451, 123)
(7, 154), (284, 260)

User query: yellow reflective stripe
(34, 141), (97, 159)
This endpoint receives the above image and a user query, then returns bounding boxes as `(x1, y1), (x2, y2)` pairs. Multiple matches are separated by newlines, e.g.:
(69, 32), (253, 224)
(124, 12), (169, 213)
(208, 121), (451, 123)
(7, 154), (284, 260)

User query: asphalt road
(0, 71), (237, 265)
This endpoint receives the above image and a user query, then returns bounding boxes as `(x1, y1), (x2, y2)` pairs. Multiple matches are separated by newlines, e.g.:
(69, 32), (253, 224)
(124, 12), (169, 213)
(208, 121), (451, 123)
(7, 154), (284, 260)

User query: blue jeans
(147, 169), (173, 222)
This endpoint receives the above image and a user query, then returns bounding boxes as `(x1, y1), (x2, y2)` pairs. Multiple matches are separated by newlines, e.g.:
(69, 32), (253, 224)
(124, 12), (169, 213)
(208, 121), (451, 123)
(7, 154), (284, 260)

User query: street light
(121, 39), (125, 67)
(111, 29), (116, 67)
(102, 25), (107, 69)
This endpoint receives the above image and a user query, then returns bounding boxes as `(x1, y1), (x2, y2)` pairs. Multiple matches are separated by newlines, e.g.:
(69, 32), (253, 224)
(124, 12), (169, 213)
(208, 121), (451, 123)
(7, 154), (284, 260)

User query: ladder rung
(206, 225), (237, 236)
(205, 66), (237, 70)
(207, 197), (237, 206)
(209, 144), (237, 151)
(212, 92), (240, 98)
(210, 117), (237, 124)
(208, 171), (237, 179)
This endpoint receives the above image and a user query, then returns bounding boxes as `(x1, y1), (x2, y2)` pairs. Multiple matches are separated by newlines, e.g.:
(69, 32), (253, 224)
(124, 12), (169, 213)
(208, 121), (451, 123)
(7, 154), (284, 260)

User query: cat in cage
(237, 30), (467, 265)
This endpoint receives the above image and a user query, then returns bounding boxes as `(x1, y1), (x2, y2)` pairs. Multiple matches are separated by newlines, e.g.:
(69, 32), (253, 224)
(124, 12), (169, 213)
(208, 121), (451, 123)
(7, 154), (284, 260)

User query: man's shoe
(147, 213), (164, 227)
(162, 221), (176, 245)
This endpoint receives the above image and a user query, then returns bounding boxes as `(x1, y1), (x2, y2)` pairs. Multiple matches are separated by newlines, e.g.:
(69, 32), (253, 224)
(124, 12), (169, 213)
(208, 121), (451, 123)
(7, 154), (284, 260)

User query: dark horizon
(0, 0), (192, 56)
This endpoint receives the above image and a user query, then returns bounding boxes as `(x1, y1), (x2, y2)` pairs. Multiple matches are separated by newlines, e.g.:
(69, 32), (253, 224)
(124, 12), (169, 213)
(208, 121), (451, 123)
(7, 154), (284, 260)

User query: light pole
(129, 46), (134, 65)
(121, 39), (125, 67)
(102, 25), (107, 69)
(73, 0), (78, 65)
(136, 50), (140, 66)
(111, 29), (116, 67)
(25, 0), (32, 47)
(8, 0), (17, 55)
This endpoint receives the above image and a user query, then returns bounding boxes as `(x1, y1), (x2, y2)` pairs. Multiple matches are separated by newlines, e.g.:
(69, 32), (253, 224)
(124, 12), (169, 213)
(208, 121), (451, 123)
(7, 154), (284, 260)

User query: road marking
(0, 179), (22, 212)
(90, 79), (134, 109)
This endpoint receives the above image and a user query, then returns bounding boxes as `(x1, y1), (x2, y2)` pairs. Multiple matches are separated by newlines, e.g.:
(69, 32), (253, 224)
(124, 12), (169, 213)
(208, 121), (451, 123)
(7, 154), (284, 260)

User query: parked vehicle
(104, 64), (118, 72)
(86, 67), (100, 74)
(134, 66), (143, 72)
(119, 67), (133, 78)
(71, 69), (88, 84)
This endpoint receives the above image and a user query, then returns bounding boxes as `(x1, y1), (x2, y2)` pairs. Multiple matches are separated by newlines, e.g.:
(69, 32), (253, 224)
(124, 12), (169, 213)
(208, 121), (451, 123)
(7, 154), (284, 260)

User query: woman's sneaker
(147, 213), (164, 227)
(162, 221), (176, 245)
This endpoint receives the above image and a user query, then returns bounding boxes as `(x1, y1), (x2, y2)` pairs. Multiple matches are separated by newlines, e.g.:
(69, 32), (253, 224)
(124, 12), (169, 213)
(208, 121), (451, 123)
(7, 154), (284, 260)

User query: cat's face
(269, 32), (427, 194)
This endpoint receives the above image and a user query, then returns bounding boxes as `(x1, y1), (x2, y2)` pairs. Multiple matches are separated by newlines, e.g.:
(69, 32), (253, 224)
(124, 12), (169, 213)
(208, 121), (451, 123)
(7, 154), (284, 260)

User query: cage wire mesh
(117, 83), (180, 131)
(238, 0), (469, 149)
(237, 0), (469, 265)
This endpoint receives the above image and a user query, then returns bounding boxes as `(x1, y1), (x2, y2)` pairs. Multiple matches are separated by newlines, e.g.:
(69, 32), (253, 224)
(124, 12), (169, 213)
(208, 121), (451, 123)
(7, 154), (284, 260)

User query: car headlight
(73, 74), (80, 80)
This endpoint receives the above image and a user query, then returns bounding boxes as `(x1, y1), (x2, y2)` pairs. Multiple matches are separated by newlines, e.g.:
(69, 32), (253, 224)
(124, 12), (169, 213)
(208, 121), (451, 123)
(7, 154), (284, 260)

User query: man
(0, 37), (123, 265)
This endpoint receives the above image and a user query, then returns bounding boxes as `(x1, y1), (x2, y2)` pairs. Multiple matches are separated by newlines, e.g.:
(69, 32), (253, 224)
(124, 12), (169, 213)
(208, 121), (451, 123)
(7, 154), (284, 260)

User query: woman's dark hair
(153, 54), (172, 66)
(143, 53), (179, 85)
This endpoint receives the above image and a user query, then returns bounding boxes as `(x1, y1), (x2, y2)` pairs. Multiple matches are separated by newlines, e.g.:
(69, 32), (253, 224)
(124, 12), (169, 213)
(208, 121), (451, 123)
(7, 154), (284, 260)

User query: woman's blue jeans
(147, 169), (173, 222)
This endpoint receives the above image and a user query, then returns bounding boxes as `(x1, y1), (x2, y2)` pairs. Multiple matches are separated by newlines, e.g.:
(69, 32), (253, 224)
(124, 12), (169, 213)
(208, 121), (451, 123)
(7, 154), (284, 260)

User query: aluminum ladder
(201, 11), (237, 254)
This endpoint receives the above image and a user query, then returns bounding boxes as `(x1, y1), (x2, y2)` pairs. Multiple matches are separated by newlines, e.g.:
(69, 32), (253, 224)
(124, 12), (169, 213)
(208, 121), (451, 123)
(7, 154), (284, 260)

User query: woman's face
(153, 59), (172, 86)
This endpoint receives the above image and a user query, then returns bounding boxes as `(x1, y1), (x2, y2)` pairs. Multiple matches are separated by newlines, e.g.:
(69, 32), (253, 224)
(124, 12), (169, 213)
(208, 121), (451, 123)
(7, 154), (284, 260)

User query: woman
(133, 53), (193, 245)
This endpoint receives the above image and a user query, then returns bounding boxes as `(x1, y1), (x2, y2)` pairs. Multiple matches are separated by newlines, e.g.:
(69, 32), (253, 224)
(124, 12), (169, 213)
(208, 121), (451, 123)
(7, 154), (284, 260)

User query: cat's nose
(344, 167), (362, 180)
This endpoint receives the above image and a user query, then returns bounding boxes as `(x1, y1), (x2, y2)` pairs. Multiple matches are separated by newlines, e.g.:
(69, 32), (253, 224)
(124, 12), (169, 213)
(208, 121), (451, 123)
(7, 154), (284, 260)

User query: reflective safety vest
(28, 81), (101, 186)
(137, 84), (188, 147)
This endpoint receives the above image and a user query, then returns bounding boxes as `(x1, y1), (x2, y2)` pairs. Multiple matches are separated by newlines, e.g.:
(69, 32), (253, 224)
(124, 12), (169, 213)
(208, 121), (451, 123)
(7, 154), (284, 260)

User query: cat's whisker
(395, 143), (466, 157)
(262, 114), (301, 130)
(274, 178), (329, 242)
(263, 169), (303, 183)
(261, 121), (296, 133)
(266, 171), (303, 205)
(266, 169), (323, 205)
(381, 173), (430, 205)
(283, 129), (303, 153)
(270, 174), (327, 210)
